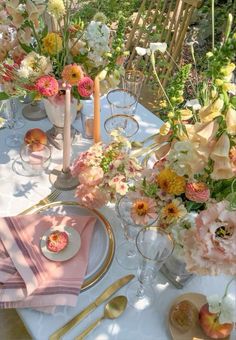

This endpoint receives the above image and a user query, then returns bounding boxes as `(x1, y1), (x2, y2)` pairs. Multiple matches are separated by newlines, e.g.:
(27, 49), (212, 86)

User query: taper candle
(62, 85), (71, 172)
(93, 76), (101, 143)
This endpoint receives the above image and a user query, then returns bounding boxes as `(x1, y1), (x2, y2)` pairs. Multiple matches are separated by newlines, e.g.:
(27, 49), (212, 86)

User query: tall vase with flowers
(0, 0), (127, 147)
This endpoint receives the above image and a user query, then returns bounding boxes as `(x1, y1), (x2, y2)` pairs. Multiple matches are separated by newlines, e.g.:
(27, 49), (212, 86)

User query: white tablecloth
(0, 97), (235, 340)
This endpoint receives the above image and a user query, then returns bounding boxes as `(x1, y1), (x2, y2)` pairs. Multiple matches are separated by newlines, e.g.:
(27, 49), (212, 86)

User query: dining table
(0, 95), (235, 340)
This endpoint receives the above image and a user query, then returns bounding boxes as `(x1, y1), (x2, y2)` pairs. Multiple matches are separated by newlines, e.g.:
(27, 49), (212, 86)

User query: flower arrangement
(0, 0), (127, 100)
(71, 134), (142, 209)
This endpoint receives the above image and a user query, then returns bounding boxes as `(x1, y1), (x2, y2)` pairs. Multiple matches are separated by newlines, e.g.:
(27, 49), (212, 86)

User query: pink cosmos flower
(79, 166), (104, 186)
(75, 184), (108, 209)
(185, 182), (210, 203)
(131, 197), (158, 225)
(35, 75), (58, 97)
(183, 201), (236, 275)
(77, 77), (94, 97)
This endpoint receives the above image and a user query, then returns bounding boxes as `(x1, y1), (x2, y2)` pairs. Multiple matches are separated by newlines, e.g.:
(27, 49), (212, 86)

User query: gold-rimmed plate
(33, 201), (115, 291)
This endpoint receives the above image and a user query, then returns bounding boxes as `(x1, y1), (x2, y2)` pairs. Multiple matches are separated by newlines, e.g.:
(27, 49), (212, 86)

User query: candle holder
(49, 166), (78, 190)
(49, 84), (78, 191)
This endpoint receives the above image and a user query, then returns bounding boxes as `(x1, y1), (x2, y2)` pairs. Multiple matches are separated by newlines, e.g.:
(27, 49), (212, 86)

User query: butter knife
(49, 274), (134, 340)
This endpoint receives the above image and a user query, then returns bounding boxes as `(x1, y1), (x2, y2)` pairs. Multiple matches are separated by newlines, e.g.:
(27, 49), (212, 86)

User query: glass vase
(43, 94), (77, 150)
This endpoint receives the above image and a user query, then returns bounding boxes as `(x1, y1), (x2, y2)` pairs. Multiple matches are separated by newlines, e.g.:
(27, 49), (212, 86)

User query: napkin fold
(0, 214), (96, 311)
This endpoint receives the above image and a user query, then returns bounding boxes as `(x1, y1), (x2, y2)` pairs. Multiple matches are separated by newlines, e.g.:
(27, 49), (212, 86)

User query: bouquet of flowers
(0, 0), (127, 100)
(71, 134), (142, 209)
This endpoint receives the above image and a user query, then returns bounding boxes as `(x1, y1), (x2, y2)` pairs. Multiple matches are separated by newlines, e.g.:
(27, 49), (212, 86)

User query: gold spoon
(131, 133), (159, 149)
(74, 295), (128, 340)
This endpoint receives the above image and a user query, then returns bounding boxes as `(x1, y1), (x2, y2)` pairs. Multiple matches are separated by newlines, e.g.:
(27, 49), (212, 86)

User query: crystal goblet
(127, 226), (174, 310)
(104, 114), (139, 140)
(116, 196), (158, 270)
(107, 89), (137, 115)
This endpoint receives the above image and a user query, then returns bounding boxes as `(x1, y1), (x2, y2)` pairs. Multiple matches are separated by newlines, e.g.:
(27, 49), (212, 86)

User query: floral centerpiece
(0, 0), (127, 139)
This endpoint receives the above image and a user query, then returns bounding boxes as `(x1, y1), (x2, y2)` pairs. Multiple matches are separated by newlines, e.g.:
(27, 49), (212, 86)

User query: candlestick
(62, 86), (71, 172)
(94, 76), (101, 143)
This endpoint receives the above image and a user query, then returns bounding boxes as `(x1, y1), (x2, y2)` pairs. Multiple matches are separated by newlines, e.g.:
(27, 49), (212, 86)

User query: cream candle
(62, 85), (71, 172)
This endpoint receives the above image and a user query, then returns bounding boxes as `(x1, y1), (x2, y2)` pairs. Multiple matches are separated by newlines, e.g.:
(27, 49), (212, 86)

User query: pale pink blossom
(78, 166), (104, 186)
(183, 201), (236, 275)
(131, 197), (158, 225)
(75, 185), (108, 209)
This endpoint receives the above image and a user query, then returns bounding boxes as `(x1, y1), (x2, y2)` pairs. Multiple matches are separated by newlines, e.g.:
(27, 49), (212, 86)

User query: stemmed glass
(0, 98), (23, 147)
(107, 89), (137, 115)
(122, 70), (144, 103)
(104, 114), (139, 140)
(127, 226), (174, 310)
(116, 196), (157, 270)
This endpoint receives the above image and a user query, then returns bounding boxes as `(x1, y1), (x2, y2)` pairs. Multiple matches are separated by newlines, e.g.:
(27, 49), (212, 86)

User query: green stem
(231, 178), (236, 193)
(30, 22), (42, 54)
(212, 0), (215, 51)
(150, 53), (173, 110)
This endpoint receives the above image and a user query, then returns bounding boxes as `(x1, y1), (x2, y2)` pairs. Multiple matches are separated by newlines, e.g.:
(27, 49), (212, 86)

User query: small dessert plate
(40, 225), (81, 262)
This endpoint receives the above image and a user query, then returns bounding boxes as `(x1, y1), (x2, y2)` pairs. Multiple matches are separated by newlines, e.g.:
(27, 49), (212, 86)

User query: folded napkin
(0, 214), (96, 311)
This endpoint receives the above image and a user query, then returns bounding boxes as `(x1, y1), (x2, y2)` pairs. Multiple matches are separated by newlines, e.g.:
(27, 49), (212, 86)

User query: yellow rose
(42, 32), (62, 55)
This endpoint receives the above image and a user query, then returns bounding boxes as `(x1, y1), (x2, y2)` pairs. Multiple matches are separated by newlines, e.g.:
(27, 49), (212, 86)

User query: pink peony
(35, 75), (59, 97)
(185, 182), (210, 203)
(75, 184), (108, 209)
(77, 76), (94, 97)
(183, 201), (236, 275)
(78, 166), (104, 186)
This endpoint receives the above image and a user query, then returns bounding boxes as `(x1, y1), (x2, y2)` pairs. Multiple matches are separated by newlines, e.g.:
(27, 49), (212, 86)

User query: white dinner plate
(40, 225), (81, 262)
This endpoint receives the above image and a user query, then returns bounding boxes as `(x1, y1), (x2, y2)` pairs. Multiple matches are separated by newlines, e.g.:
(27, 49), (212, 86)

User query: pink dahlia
(77, 77), (94, 97)
(35, 75), (59, 97)
(185, 182), (210, 203)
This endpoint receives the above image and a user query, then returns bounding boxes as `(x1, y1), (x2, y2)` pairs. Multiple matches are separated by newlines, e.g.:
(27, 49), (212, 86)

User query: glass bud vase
(43, 94), (77, 150)
(160, 247), (195, 288)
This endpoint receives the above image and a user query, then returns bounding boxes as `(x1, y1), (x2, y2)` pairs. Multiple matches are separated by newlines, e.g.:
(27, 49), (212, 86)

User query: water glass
(20, 143), (51, 176)
(122, 70), (144, 101)
(107, 89), (137, 115)
(127, 226), (174, 310)
(80, 99), (94, 139)
(104, 114), (139, 139)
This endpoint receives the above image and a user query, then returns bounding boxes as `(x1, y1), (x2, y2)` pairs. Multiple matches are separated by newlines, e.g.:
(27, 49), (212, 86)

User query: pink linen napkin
(0, 214), (96, 311)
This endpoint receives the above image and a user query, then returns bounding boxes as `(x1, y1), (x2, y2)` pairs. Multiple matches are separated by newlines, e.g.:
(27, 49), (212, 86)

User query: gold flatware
(75, 295), (127, 340)
(18, 189), (61, 215)
(131, 133), (159, 149)
(49, 274), (134, 340)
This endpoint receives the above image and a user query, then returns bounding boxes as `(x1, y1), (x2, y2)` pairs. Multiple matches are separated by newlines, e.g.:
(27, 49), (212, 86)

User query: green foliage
(0, 92), (10, 100)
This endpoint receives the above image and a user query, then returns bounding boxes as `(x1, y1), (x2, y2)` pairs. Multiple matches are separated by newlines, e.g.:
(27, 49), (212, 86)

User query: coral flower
(35, 75), (59, 97)
(75, 184), (108, 209)
(161, 199), (187, 224)
(62, 64), (83, 85)
(77, 77), (94, 97)
(157, 168), (186, 195)
(131, 197), (158, 225)
(42, 32), (62, 55)
(185, 182), (210, 203)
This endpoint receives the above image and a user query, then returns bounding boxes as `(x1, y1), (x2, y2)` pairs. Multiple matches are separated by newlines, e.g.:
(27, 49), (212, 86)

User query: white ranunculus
(150, 42), (167, 53)
(185, 99), (202, 111)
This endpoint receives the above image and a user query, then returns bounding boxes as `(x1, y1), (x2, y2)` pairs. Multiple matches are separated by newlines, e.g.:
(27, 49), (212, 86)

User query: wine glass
(0, 98), (23, 147)
(107, 89), (137, 115)
(116, 196), (157, 270)
(127, 226), (174, 310)
(122, 70), (144, 104)
(104, 114), (139, 140)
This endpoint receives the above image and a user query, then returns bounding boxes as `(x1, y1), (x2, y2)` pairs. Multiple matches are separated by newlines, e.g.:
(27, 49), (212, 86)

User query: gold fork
(18, 189), (61, 215)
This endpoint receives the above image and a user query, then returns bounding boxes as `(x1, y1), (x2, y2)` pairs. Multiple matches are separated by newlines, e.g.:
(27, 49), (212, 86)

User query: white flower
(219, 295), (236, 324)
(150, 42), (167, 53)
(18, 52), (52, 80)
(135, 46), (149, 56)
(207, 294), (221, 313)
(47, 0), (65, 19)
(17, 66), (30, 78)
(186, 99), (201, 111)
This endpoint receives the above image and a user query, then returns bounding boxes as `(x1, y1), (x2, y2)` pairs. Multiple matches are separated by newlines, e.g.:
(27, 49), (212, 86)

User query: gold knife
(49, 274), (134, 340)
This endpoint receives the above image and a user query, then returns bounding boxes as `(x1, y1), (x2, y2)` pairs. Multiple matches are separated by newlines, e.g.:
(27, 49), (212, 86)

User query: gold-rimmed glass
(127, 226), (174, 310)
(107, 89), (137, 115)
(104, 114), (139, 139)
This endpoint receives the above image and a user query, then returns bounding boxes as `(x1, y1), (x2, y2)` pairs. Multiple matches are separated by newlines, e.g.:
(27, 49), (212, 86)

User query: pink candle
(62, 86), (71, 172)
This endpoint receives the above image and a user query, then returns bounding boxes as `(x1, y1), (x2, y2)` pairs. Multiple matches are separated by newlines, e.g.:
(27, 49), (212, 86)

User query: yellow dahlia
(161, 199), (187, 224)
(42, 33), (62, 56)
(62, 64), (84, 85)
(48, 0), (65, 19)
(157, 168), (185, 195)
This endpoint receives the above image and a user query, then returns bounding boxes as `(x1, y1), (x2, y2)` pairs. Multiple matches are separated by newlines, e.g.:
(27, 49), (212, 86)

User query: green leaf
(0, 92), (10, 100)
(19, 42), (33, 54)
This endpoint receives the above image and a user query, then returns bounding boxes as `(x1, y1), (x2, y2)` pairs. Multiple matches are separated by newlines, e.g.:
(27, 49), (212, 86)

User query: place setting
(0, 1), (236, 340)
